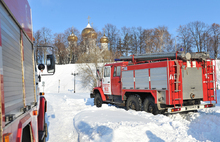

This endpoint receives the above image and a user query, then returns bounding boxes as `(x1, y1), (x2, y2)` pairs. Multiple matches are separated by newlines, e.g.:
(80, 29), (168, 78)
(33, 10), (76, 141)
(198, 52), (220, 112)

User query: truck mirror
(46, 54), (55, 74)
(38, 64), (45, 71)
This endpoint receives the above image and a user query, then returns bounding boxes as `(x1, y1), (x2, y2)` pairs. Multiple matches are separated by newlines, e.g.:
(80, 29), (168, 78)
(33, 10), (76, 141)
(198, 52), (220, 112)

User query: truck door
(102, 66), (111, 95)
(111, 66), (121, 95)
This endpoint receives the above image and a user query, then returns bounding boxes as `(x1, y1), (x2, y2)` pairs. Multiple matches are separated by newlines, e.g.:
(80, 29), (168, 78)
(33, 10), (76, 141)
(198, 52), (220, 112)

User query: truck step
(174, 98), (181, 100)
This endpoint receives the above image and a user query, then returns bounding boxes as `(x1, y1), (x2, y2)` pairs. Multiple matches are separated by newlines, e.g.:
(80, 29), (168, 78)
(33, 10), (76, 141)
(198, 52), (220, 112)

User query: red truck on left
(0, 0), (55, 142)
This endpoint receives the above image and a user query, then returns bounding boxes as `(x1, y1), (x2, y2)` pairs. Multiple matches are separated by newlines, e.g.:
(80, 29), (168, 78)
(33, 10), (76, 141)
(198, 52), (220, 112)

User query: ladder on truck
(206, 60), (217, 103)
(172, 60), (182, 107)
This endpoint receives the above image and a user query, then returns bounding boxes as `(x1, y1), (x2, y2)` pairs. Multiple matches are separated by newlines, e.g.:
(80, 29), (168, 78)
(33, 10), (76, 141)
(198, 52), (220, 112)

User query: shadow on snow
(45, 110), (55, 141)
(146, 130), (165, 142)
(76, 121), (113, 142)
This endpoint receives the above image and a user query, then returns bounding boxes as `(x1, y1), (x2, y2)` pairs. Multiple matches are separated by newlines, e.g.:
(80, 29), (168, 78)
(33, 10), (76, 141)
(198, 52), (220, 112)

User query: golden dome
(87, 31), (97, 39)
(81, 23), (97, 39)
(82, 28), (95, 37)
(100, 34), (109, 43)
(68, 33), (78, 42)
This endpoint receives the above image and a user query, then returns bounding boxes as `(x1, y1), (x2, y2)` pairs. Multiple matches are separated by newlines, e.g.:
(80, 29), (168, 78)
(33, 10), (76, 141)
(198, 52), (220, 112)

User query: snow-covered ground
(39, 64), (220, 142)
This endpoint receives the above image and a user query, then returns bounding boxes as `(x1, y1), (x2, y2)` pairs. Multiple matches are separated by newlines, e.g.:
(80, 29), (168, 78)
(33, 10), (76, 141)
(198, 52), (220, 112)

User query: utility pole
(58, 80), (60, 93)
(71, 72), (78, 93)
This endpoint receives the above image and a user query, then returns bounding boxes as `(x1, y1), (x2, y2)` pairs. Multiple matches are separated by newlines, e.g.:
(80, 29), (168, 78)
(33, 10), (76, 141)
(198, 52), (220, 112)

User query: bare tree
(130, 27), (138, 54)
(201, 31), (212, 54)
(33, 30), (43, 64)
(115, 37), (123, 58)
(77, 50), (113, 90)
(209, 23), (220, 59)
(121, 26), (132, 56)
(137, 27), (145, 54)
(177, 25), (193, 52)
(187, 21), (207, 52)
(105, 24), (120, 52)
(54, 33), (67, 64)
(143, 29), (155, 53)
(41, 27), (52, 64)
(154, 26), (171, 52)
(129, 27), (147, 54)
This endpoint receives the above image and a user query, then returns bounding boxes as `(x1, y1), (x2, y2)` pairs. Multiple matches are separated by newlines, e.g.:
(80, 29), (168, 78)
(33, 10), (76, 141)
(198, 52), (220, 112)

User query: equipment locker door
(102, 66), (111, 95)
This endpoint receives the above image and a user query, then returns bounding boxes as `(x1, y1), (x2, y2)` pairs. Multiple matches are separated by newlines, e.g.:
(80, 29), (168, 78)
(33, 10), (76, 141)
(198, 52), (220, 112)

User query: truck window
(113, 67), (117, 77)
(104, 67), (110, 77)
(116, 66), (121, 76)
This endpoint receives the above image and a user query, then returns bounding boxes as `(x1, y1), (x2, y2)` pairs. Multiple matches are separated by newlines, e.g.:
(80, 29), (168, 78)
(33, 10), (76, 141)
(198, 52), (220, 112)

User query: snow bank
(45, 92), (220, 142)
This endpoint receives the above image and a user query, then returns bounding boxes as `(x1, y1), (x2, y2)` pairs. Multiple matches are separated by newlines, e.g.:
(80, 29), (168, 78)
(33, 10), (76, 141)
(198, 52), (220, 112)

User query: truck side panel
(150, 67), (167, 90)
(23, 33), (35, 106)
(122, 70), (134, 89)
(3, 0), (33, 41)
(0, 3), (23, 117)
(0, 15), (6, 130)
(135, 69), (149, 89)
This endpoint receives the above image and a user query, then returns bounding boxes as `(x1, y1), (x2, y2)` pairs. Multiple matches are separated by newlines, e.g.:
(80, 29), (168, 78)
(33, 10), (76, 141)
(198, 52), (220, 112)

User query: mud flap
(38, 131), (45, 141)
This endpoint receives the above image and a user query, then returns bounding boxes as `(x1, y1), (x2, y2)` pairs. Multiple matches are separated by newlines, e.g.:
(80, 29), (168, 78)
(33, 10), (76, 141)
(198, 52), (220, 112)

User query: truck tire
(126, 95), (142, 111)
(94, 93), (102, 107)
(143, 97), (159, 115)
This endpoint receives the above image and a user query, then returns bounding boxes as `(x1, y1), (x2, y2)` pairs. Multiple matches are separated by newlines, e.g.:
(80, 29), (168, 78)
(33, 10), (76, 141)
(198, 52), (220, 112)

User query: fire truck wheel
(94, 93), (102, 107)
(143, 97), (159, 115)
(126, 95), (142, 111)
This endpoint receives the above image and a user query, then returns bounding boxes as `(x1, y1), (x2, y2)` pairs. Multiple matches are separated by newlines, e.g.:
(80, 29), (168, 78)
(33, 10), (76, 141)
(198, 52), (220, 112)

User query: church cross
(103, 28), (106, 35)
(87, 16), (91, 23)
(71, 26), (74, 34)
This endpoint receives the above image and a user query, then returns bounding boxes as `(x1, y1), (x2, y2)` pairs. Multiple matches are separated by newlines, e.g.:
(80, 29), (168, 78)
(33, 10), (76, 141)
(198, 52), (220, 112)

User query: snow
(39, 63), (220, 142)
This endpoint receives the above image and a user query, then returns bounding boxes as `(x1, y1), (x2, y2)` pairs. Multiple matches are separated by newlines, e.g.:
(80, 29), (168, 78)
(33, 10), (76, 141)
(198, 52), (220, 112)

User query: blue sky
(28, 0), (220, 36)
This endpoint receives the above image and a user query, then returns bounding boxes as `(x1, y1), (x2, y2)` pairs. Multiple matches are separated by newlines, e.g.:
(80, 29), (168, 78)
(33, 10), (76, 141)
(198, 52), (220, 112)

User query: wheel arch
(16, 114), (33, 142)
(93, 87), (106, 101)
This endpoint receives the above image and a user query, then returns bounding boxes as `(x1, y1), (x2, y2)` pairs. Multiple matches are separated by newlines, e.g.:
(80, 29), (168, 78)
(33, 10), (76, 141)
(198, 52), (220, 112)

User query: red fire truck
(0, 0), (55, 141)
(91, 52), (217, 114)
